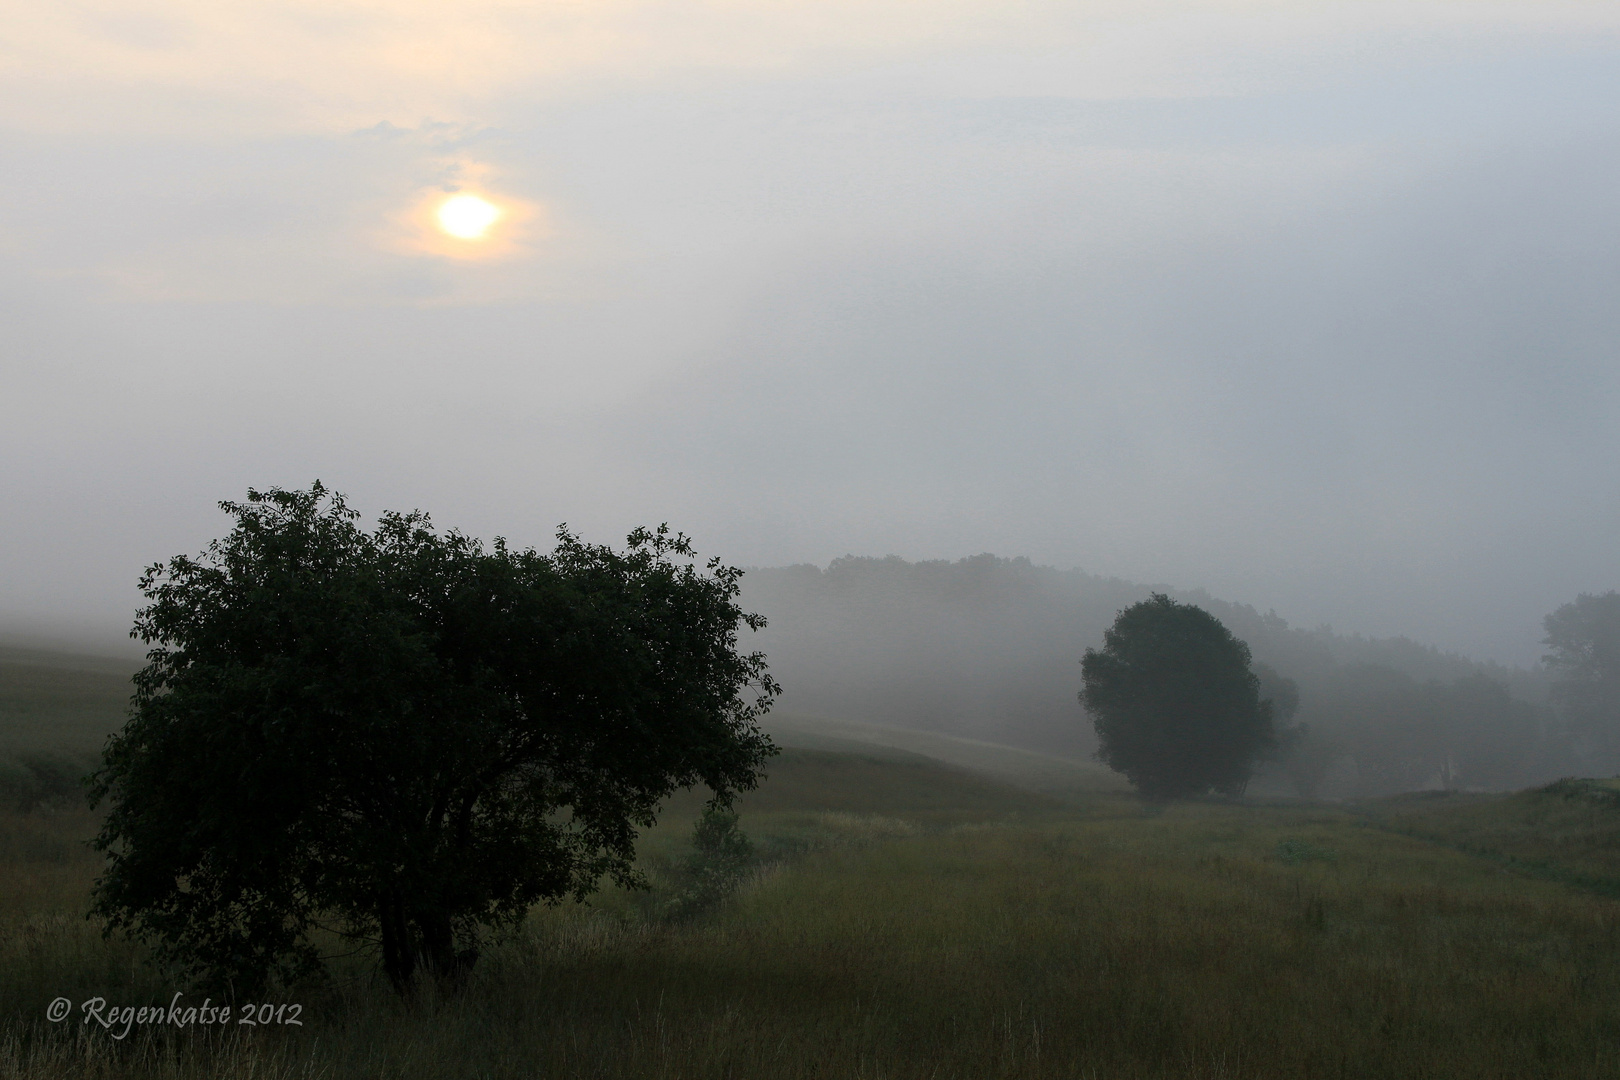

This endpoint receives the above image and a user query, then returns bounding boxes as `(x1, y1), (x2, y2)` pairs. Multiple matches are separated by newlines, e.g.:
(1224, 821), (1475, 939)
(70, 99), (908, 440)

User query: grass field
(765, 712), (1131, 799)
(4, 648), (1620, 1078)
(0, 646), (134, 816)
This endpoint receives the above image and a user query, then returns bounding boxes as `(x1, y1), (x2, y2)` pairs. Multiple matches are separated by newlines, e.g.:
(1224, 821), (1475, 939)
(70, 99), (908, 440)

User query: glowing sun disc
(436, 194), (502, 240)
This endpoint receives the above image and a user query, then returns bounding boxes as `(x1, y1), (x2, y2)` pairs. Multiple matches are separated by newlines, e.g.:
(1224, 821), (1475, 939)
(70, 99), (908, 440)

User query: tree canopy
(1080, 594), (1274, 798)
(90, 484), (779, 992)
(1544, 591), (1620, 770)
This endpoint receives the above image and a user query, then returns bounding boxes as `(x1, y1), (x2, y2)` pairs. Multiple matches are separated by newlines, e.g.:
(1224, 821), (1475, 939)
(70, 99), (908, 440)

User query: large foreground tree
(90, 484), (779, 992)
(1081, 594), (1274, 798)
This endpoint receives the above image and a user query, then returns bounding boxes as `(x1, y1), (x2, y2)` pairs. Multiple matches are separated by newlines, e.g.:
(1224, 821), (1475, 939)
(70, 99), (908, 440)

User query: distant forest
(741, 555), (1570, 797)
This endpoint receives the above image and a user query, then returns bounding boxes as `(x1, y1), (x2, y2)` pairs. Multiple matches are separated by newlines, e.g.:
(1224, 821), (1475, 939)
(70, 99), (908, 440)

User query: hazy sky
(3, 1), (1618, 664)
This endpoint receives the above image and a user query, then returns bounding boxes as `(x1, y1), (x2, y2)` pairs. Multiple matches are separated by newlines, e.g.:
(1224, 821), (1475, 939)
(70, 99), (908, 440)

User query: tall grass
(6, 780), (1620, 1079)
(1375, 781), (1620, 895)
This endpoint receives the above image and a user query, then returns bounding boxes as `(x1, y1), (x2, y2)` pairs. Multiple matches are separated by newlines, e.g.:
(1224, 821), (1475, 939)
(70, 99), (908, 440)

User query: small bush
(1542, 777), (1620, 808)
(0, 753), (91, 813)
(1275, 838), (1338, 865)
(662, 807), (756, 921)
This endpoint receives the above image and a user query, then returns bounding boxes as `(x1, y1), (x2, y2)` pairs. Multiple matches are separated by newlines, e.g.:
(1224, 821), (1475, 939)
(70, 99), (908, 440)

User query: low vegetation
(7, 648), (1620, 1078)
(1372, 778), (1620, 897)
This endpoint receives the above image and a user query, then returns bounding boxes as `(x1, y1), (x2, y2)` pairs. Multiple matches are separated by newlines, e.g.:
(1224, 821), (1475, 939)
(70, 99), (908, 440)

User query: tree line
(740, 554), (1616, 796)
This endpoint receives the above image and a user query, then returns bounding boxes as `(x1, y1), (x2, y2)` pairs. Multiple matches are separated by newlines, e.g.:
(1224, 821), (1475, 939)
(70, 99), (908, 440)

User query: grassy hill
(1370, 778), (1620, 898)
(766, 711), (1130, 799)
(0, 645), (134, 754)
(0, 646), (135, 813)
(6, 652), (1620, 1077)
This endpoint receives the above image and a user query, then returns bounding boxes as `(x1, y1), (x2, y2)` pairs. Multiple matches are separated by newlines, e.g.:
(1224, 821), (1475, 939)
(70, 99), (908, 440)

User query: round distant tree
(1081, 594), (1275, 799)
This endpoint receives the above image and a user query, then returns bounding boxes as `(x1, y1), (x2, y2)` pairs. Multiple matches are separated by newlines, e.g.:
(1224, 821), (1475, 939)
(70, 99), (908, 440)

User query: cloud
(6, 2), (1619, 135)
(3, 0), (1620, 667)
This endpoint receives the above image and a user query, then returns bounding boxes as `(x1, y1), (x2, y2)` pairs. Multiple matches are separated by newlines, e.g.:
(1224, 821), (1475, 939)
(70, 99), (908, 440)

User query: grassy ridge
(1373, 779), (1620, 897)
(741, 747), (1065, 819)
(767, 711), (1129, 799)
(0, 649), (135, 814)
(0, 647), (134, 754)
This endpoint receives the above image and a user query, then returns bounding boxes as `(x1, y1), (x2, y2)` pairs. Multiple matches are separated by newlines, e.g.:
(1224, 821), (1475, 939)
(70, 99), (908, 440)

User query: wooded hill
(741, 555), (1568, 797)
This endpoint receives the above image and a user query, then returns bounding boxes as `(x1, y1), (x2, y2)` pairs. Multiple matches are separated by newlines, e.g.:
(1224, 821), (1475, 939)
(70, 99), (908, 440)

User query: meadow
(3, 649), (1620, 1079)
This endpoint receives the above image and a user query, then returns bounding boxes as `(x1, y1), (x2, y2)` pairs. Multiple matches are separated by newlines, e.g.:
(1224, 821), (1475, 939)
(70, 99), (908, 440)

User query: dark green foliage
(690, 806), (755, 873)
(1274, 838), (1337, 865)
(1308, 665), (1553, 794)
(1254, 662), (1301, 729)
(1253, 661), (1310, 766)
(663, 806), (756, 920)
(1544, 591), (1620, 770)
(1081, 594), (1275, 799)
(88, 483), (778, 993)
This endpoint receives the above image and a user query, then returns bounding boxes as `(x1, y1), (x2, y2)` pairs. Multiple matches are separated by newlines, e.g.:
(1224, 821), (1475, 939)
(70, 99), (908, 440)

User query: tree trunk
(381, 893), (477, 993)
(379, 893), (416, 993)
(418, 909), (474, 986)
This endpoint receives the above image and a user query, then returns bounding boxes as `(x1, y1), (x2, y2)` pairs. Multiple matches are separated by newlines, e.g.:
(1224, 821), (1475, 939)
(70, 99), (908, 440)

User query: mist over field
(741, 553), (1568, 796)
(3, 2), (1619, 670)
(13, 9), (1620, 1078)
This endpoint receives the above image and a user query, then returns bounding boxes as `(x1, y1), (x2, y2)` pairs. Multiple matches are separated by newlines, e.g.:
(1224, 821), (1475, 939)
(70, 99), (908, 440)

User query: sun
(435, 194), (502, 240)
(399, 178), (542, 260)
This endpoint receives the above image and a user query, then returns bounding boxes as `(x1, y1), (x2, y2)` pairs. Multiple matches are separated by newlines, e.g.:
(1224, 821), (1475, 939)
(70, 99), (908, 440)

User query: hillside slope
(766, 711), (1128, 799)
